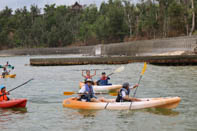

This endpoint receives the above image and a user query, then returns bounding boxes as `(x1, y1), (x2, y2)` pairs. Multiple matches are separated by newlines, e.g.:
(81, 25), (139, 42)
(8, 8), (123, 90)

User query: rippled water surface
(0, 55), (197, 131)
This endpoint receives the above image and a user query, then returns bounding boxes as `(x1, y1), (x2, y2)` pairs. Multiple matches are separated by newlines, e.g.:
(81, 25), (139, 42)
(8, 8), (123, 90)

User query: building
(71, 2), (83, 10)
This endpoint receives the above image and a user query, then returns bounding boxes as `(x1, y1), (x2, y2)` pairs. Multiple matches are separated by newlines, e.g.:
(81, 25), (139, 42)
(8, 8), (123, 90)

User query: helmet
(0, 85), (5, 90)
(123, 82), (130, 88)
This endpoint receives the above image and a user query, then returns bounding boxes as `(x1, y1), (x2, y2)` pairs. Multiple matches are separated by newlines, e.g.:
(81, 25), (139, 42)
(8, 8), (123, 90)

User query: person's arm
(78, 86), (86, 97)
(91, 70), (96, 77)
(123, 95), (141, 101)
(121, 91), (130, 101)
(82, 70), (86, 78)
(130, 84), (139, 89)
(121, 91), (141, 101)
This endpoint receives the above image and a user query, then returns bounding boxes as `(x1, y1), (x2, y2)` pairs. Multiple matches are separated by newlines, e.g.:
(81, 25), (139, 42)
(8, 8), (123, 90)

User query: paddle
(63, 91), (117, 96)
(129, 62), (147, 109)
(0, 78), (34, 97)
(107, 66), (125, 77)
(133, 62), (147, 97)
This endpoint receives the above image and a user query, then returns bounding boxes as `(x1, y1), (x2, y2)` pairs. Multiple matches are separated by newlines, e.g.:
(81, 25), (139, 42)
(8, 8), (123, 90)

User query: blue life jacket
(97, 77), (110, 85)
(116, 88), (130, 102)
(80, 84), (95, 102)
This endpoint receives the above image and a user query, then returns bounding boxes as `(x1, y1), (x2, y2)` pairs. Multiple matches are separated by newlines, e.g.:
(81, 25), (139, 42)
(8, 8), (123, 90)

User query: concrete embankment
(0, 46), (95, 57)
(30, 55), (197, 66)
(0, 35), (197, 57)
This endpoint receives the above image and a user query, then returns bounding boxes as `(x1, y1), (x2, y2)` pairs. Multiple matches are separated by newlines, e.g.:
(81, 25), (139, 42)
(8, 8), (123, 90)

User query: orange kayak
(63, 97), (181, 110)
(0, 99), (27, 108)
(0, 74), (16, 78)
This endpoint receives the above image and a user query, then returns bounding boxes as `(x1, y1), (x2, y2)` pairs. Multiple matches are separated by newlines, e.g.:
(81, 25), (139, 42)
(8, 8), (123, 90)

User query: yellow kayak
(0, 74), (16, 78)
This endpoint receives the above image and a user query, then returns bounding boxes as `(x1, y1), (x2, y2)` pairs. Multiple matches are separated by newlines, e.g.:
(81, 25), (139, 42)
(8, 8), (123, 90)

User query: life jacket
(0, 91), (8, 101)
(85, 75), (92, 79)
(98, 77), (110, 85)
(79, 84), (95, 102)
(116, 88), (130, 102)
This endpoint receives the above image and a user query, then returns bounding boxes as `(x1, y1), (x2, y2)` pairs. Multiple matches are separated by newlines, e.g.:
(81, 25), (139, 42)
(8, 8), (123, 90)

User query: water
(0, 55), (197, 131)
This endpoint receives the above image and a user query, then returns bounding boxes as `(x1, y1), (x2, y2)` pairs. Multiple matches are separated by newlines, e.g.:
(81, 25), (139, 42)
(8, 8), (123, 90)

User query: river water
(0, 55), (196, 131)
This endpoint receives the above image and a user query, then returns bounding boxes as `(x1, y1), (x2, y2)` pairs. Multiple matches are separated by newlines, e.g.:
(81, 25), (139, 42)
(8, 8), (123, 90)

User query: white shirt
(121, 90), (127, 97)
(121, 85), (135, 97)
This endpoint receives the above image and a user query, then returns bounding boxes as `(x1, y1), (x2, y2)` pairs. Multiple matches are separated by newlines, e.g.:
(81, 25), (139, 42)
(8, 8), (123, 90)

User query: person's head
(86, 70), (90, 76)
(101, 72), (106, 77)
(123, 82), (130, 90)
(3, 67), (6, 70)
(6, 61), (9, 65)
(85, 79), (93, 86)
(0, 85), (6, 92)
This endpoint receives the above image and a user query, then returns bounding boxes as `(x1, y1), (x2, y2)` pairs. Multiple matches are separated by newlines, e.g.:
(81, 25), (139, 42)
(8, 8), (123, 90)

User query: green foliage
(0, 0), (196, 49)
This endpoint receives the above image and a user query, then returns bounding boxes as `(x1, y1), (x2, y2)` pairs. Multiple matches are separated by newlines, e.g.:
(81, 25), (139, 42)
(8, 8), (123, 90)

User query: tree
(189, 0), (195, 36)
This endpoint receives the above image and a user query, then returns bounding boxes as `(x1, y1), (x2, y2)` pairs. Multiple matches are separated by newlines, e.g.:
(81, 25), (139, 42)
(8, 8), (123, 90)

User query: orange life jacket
(0, 91), (8, 101)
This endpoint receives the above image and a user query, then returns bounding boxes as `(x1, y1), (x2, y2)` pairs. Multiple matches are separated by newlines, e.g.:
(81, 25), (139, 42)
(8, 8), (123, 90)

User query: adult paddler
(78, 79), (112, 102)
(116, 82), (141, 102)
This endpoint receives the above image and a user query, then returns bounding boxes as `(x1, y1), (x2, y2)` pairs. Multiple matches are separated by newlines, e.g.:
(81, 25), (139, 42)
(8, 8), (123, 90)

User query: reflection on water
(77, 110), (98, 118)
(66, 107), (179, 119)
(145, 108), (179, 116)
(0, 108), (27, 129)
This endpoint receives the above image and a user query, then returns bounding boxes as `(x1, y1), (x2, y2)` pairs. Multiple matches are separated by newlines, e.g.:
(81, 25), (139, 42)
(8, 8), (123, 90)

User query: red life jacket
(85, 75), (92, 79)
(101, 76), (107, 80)
(0, 91), (8, 101)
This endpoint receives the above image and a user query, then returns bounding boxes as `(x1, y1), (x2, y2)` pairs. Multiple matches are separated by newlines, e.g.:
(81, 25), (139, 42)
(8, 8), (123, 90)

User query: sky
(0, 0), (109, 11)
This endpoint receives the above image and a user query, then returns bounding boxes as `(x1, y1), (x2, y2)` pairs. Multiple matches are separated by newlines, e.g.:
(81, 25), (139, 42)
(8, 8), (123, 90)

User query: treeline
(0, 0), (196, 49)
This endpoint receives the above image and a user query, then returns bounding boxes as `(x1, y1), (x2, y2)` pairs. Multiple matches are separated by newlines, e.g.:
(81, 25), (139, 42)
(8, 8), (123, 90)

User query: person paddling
(0, 85), (10, 101)
(116, 82), (141, 102)
(78, 79), (112, 102)
(5, 61), (9, 66)
(97, 72), (111, 85)
(82, 70), (96, 80)
(2, 67), (10, 78)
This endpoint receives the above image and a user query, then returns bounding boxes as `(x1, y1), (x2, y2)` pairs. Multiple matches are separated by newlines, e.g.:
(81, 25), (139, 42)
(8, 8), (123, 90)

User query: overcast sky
(0, 0), (109, 11)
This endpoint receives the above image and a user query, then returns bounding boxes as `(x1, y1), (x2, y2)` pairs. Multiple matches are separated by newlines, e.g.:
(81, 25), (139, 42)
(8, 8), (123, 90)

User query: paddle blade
(114, 66), (125, 73)
(63, 92), (75, 95)
(141, 62), (147, 75)
(109, 92), (118, 96)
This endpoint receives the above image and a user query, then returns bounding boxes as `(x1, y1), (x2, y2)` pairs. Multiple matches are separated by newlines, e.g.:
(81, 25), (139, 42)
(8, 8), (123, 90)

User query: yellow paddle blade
(109, 92), (118, 96)
(141, 62), (147, 75)
(63, 92), (75, 95)
(114, 66), (125, 73)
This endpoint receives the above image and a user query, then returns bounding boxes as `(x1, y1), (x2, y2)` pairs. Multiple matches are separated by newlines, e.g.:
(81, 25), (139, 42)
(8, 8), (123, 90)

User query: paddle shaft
(0, 78), (34, 97)
(133, 75), (142, 98)
(129, 63), (147, 109)
(107, 73), (114, 77)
